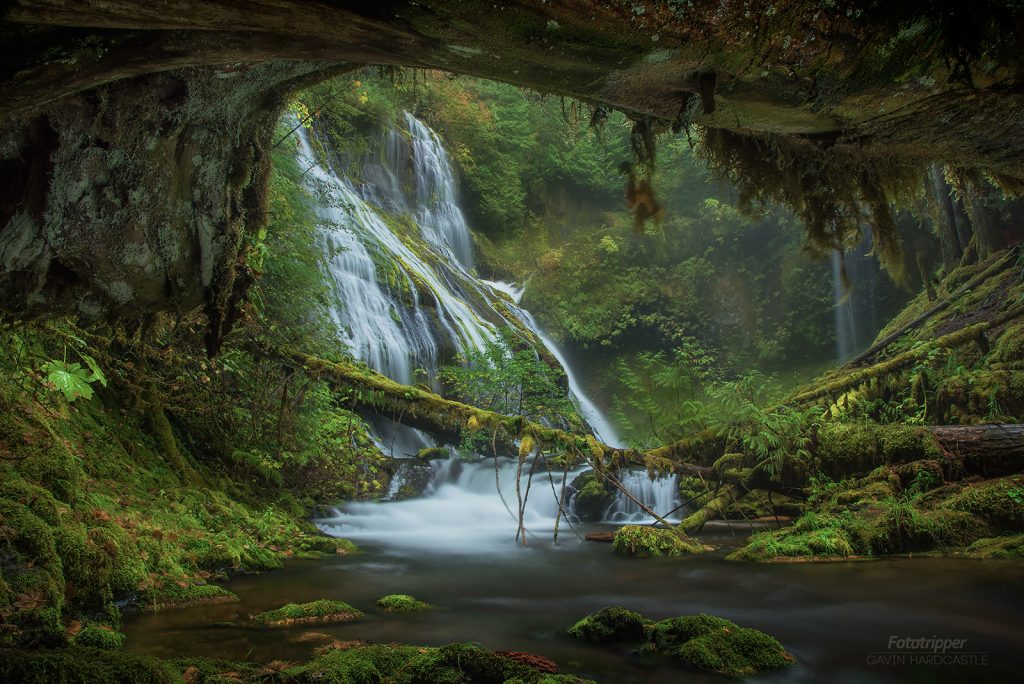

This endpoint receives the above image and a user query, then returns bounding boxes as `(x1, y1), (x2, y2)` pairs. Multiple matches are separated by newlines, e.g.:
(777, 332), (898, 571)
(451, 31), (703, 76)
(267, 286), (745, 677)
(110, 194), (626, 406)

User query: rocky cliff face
(1, 1), (1021, 342)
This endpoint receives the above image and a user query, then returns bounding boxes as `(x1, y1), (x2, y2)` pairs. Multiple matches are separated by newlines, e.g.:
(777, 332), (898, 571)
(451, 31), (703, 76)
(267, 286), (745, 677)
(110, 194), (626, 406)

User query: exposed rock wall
(1, 1), (1021, 332)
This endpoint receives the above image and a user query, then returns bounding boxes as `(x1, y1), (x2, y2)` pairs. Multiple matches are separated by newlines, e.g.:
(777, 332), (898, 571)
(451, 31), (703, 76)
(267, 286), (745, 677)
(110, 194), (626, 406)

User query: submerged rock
(568, 606), (646, 643)
(612, 525), (704, 557)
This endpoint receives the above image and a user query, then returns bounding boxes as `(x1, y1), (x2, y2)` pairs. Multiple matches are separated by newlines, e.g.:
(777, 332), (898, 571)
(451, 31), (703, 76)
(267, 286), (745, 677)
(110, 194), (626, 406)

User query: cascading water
(295, 112), (678, 549)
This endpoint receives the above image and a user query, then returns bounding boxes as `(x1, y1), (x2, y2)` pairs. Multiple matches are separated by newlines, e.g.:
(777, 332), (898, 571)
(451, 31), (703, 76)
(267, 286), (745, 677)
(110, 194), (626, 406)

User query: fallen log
(843, 248), (1019, 369)
(293, 352), (1023, 496)
(789, 303), (1024, 407)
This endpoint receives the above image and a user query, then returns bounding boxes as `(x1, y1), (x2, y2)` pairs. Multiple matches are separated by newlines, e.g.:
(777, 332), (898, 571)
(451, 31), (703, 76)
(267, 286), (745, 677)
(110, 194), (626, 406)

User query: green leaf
(40, 360), (96, 402)
(80, 353), (107, 387)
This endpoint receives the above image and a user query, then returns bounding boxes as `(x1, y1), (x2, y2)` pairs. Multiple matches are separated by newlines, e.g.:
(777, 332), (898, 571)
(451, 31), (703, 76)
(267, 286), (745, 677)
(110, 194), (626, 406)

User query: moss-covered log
(296, 352), (1023, 497)
(790, 305), (1024, 407)
(679, 485), (746, 533)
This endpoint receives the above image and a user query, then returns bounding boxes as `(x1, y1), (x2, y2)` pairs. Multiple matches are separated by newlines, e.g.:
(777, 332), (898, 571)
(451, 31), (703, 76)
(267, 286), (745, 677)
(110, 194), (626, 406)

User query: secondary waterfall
(293, 111), (678, 549)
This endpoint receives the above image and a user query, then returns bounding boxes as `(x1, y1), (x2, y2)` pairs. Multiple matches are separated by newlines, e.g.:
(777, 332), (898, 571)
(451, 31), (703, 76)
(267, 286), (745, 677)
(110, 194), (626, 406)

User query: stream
(122, 527), (1024, 682)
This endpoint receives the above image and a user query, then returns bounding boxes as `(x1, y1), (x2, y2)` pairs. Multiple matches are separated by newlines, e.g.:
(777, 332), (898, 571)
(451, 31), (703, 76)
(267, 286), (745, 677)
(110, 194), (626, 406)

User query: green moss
(72, 625), (126, 650)
(143, 584), (240, 612)
(376, 594), (433, 612)
(570, 472), (615, 522)
(251, 599), (363, 627)
(287, 644), (422, 683)
(869, 504), (987, 554)
(0, 647), (177, 683)
(941, 476), (1024, 532)
(568, 606), (646, 643)
(963, 534), (1024, 559)
(674, 623), (796, 677)
(649, 614), (735, 651)
(992, 323), (1024, 364)
(401, 643), (538, 684)
(612, 525), (703, 557)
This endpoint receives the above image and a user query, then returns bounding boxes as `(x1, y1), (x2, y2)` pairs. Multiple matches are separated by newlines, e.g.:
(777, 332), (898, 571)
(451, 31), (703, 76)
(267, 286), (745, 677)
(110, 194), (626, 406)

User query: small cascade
(604, 471), (681, 523)
(318, 456), (590, 553)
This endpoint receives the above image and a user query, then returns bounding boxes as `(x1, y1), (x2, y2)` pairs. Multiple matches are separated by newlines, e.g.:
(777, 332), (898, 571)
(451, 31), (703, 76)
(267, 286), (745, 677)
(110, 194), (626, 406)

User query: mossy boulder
(673, 619), (796, 677)
(941, 476), (1024, 532)
(612, 525), (703, 557)
(376, 594), (433, 612)
(568, 471), (614, 522)
(251, 599), (363, 627)
(649, 614), (736, 651)
(73, 625), (126, 650)
(568, 606), (645, 643)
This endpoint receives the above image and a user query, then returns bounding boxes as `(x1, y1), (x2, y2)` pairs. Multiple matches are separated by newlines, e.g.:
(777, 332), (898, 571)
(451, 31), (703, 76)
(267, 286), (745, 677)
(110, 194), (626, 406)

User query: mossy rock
(963, 533), (1024, 559)
(868, 507), (988, 554)
(251, 599), (363, 627)
(376, 594), (433, 612)
(649, 614), (736, 651)
(992, 322), (1024, 364)
(415, 447), (447, 460)
(73, 625), (126, 650)
(941, 476), (1024, 532)
(612, 525), (703, 557)
(568, 606), (645, 643)
(143, 584), (240, 612)
(674, 621), (796, 677)
(0, 646), (177, 683)
(568, 471), (614, 522)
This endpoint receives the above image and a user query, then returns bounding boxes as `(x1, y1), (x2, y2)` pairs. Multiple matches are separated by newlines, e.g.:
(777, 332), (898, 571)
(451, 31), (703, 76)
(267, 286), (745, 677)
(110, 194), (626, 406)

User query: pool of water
(123, 523), (1024, 682)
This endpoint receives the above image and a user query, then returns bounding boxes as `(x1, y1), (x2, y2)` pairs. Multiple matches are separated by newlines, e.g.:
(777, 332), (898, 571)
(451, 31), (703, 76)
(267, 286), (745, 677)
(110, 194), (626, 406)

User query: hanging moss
(696, 127), (923, 278)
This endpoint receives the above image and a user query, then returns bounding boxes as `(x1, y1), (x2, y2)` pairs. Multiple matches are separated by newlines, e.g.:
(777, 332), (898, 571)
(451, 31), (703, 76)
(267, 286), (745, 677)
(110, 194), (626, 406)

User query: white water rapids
(294, 112), (678, 551)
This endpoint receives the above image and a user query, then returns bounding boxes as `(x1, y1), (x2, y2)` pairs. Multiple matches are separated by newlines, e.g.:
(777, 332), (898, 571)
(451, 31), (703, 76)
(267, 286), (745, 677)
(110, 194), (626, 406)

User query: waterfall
(295, 111), (676, 549)
(604, 471), (681, 523)
(831, 251), (857, 363)
(482, 279), (623, 448)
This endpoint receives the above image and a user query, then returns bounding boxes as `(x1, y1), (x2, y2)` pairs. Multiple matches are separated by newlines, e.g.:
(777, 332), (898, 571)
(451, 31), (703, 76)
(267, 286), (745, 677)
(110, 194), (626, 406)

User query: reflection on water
(123, 528), (1024, 683)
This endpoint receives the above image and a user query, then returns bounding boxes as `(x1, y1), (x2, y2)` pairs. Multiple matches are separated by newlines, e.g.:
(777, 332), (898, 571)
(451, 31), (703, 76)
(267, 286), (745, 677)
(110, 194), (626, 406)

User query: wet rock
(568, 470), (615, 522)
(384, 459), (435, 501)
(568, 606), (646, 643)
